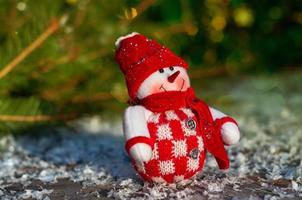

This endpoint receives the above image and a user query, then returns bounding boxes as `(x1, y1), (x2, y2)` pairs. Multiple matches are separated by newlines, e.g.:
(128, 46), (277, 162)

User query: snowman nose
(167, 71), (180, 83)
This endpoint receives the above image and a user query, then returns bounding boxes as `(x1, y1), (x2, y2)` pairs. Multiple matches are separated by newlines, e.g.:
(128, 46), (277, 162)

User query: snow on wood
(0, 72), (302, 199)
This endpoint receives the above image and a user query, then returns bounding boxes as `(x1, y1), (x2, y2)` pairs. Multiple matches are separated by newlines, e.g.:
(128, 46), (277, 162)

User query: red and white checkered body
(132, 107), (206, 184)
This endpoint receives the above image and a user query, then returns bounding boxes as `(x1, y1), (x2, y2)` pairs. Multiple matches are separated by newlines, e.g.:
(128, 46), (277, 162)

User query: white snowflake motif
(159, 160), (175, 175)
(180, 108), (195, 118)
(156, 124), (173, 140)
(151, 176), (166, 183)
(151, 143), (159, 160)
(187, 157), (200, 172)
(197, 136), (204, 152)
(173, 175), (184, 182)
(165, 110), (179, 121)
(148, 113), (160, 124)
(181, 121), (196, 136)
(172, 140), (187, 157)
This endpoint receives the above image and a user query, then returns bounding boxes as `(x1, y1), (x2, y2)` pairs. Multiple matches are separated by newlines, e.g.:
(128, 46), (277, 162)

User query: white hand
(129, 143), (153, 162)
(221, 122), (240, 145)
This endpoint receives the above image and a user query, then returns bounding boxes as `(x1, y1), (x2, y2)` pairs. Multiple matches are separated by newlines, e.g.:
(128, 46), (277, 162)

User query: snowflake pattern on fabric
(172, 140), (187, 157)
(197, 136), (204, 152)
(180, 108), (195, 118)
(151, 143), (159, 160)
(187, 157), (200, 172)
(148, 113), (160, 123)
(159, 160), (175, 175)
(156, 124), (173, 140)
(165, 110), (179, 121)
(132, 107), (206, 184)
(173, 175), (185, 182)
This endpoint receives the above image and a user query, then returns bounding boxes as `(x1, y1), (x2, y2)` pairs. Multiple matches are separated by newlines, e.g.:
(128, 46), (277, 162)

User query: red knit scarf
(132, 87), (230, 170)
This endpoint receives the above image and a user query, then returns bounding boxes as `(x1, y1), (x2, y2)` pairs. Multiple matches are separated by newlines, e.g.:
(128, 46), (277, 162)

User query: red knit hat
(115, 33), (188, 100)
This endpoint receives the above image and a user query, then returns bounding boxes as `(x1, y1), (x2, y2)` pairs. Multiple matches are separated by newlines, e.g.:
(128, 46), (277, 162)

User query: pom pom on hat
(115, 33), (188, 100)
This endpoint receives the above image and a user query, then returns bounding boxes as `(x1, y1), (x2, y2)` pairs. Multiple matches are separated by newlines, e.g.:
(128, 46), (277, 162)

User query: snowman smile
(159, 78), (185, 92)
(179, 79), (185, 91)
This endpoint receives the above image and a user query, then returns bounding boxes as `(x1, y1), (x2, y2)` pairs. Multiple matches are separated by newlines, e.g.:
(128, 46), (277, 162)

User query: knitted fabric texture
(138, 87), (231, 170)
(125, 88), (237, 183)
(132, 107), (206, 183)
(115, 33), (188, 100)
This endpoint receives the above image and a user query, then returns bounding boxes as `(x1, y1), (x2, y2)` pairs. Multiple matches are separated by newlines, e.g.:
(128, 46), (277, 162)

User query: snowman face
(137, 66), (190, 99)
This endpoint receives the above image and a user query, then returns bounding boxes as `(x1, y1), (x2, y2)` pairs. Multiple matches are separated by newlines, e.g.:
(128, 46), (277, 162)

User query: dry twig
(0, 18), (59, 79)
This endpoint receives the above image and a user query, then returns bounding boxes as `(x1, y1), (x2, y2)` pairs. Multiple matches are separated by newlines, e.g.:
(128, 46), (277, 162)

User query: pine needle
(135, 0), (155, 16)
(0, 18), (59, 79)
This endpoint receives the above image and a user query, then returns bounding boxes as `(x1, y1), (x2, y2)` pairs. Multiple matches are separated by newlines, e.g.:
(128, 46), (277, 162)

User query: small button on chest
(189, 148), (200, 159)
(186, 118), (196, 130)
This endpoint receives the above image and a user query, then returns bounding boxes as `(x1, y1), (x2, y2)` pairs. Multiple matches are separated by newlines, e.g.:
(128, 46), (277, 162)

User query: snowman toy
(115, 33), (240, 184)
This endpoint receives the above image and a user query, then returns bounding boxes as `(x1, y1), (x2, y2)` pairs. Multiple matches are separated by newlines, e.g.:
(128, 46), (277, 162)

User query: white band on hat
(115, 32), (139, 48)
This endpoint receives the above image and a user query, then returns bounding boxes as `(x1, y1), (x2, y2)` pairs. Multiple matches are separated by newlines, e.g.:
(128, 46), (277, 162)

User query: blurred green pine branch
(0, 0), (301, 133)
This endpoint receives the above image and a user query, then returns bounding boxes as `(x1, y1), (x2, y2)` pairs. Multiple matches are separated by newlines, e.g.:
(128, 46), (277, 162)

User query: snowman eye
(159, 69), (164, 73)
(169, 67), (174, 71)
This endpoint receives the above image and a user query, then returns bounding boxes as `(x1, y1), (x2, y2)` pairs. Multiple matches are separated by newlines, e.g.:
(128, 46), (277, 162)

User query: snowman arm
(123, 105), (153, 162)
(209, 107), (240, 145)
(209, 107), (227, 119)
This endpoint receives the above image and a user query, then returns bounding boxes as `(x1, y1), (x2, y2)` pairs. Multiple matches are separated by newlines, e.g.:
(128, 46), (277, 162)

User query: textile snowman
(115, 33), (240, 184)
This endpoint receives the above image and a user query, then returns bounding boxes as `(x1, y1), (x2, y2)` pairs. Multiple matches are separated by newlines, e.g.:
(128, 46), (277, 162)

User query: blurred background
(0, 0), (302, 133)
